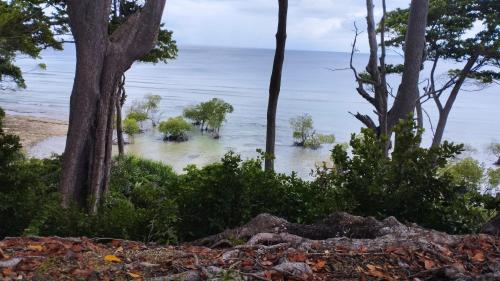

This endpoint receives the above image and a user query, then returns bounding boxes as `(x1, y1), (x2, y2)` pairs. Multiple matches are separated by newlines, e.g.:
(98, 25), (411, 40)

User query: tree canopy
(0, 0), (67, 88)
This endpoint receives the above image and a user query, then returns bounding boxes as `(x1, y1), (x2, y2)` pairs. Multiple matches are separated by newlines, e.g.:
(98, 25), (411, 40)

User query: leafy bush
(159, 116), (192, 141)
(318, 118), (495, 234)
(183, 98), (233, 138)
(489, 142), (500, 165)
(126, 111), (148, 122)
(0, 107), (496, 242)
(290, 114), (335, 149)
(123, 118), (141, 141)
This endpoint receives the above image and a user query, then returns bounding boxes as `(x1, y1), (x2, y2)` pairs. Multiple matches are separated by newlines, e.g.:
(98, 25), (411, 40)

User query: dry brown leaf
(27, 244), (43, 252)
(314, 259), (326, 270)
(366, 264), (394, 281)
(104, 255), (122, 263)
(288, 251), (307, 262)
(424, 259), (436, 270)
(471, 251), (485, 263)
(128, 272), (141, 279)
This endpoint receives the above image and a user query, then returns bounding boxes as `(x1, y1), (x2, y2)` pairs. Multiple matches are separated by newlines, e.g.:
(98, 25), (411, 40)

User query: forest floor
(3, 114), (67, 149)
(0, 213), (499, 281)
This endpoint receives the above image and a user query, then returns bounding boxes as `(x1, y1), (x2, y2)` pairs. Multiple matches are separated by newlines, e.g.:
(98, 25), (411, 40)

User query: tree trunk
(60, 0), (166, 213)
(115, 75), (126, 155)
(116, 98), (125, 155)
(431, 56), (477, 147)
(265, 0), (288, 172)
(387, 0), (429, 131)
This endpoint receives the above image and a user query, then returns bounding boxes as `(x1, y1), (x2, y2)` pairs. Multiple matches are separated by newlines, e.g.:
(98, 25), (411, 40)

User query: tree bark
(115, 75), (126, 155)
(431, 55), (478, 147)
(387, 0), (429, 130)
(60, 0), (166, 213)
(265, 0), (288, 172)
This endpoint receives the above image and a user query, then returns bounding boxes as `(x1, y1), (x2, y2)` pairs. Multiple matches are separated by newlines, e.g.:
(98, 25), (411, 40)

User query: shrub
(126, 111), (148, 122)
(319, 117), (495, 234)
(159, 116), (192, 141)
(123, 118), (141, 140)
(489, 142), (500, 165)
(182, 98), (233, 137)
(290, 114), (335, 149)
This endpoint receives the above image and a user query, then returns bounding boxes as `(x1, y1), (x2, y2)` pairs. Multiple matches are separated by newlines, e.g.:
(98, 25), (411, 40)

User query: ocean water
(1, 45), (499, 177)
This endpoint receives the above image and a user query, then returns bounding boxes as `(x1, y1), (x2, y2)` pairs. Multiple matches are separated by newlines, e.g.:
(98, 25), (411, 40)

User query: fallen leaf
(104, 255), (122, 263)
(128, 272), (141, 279)
(288, 251), (307, 262)
(424, 259), (435, 270)
(314, 259), (326, 270)
(264, 271), (273, 280)
(365, 264), (394, 281)
(27, 244), (43, 252)
(471, 251), (485, 263)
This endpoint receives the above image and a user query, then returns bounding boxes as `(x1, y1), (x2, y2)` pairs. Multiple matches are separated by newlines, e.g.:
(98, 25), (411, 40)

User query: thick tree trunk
(387, 0), (429, 131)
(60, 0), (166, 213)
(431, 56), (477, 147)
(265, 0), (288, 172)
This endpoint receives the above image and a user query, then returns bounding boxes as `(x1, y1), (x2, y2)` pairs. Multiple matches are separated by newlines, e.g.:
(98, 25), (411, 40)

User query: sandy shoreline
(3, 114), (68, 149)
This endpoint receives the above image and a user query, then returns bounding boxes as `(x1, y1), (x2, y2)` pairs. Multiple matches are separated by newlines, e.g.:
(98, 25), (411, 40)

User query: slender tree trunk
(116, 99), (125, 155)
(265, 0), (288, 171)
(387, 0), (429, 131)
(431, 55), (477, 147)
(116, 74), (126, 155)
(60, 0), (166, 213)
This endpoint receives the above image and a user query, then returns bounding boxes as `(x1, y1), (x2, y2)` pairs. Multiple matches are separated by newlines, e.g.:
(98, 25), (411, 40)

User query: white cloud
(162, 0), (411, 52)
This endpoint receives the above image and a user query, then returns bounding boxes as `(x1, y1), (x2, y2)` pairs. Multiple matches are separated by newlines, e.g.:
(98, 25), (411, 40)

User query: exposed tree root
(1, 213), (499, 280)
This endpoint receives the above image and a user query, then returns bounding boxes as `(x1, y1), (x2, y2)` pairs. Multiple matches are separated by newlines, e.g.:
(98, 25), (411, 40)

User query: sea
(0, 45), (499, 178)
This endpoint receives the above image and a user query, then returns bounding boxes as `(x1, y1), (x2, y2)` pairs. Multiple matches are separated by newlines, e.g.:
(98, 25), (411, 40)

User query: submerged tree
(159, 116), (192, 142)
(182, 98), (233, 138)
(347, 0), (428, 154)
(290, 114), (335, 149)
(489, 143), (500, 166)
(60, 0), (167, 213)
(0, 0), (67, 88)
(265, 0), (288, 171)
(385, 0), (500, 147)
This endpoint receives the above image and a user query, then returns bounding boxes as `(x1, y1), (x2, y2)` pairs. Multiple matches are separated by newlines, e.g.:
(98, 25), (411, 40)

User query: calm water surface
(1, 45), (499, 177)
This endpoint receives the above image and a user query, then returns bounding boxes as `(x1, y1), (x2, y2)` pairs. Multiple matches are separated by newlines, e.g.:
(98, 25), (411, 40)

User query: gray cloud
(163, 0), (410, 52)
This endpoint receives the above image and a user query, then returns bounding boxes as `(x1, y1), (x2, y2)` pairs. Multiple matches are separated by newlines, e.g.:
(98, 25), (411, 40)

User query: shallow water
(1, 45), (499, 177)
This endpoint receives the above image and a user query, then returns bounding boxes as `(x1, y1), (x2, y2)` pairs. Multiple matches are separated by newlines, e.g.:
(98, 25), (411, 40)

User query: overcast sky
(163, 0), (411, 52)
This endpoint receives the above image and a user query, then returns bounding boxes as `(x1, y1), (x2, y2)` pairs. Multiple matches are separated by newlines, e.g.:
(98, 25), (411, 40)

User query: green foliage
(489, 143), (500, 158)
(487, 168), (500, 190)
(290, 114), (335, 149)
(320, 117), (494, 234)
(123, 118), (141, 137)
(126, 110), (148, 123)
(0, 108), (496, 241)
(159, 116), (192, 141)
(442, 158), (484, 190)
(182, 98), (234, 137)
(0, 0), (67, 88)
(385, 0), (499, 84)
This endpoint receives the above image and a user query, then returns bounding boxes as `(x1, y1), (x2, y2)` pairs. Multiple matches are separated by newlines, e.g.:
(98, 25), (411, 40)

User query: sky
(163, 0), (411, 52)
